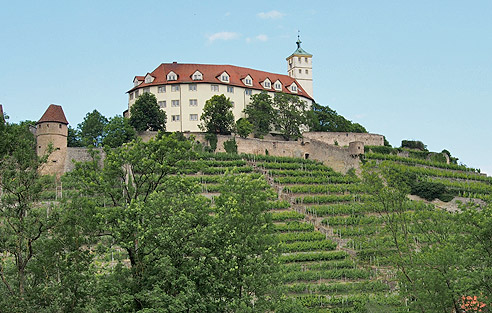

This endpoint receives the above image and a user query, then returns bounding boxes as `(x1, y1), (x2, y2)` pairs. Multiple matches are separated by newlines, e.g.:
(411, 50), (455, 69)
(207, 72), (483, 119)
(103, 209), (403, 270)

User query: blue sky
(1, 1), (491, 174)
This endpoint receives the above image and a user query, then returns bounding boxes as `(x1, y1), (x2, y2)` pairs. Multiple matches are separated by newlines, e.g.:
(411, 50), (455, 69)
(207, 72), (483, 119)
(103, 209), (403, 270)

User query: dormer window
(167, 71), (177, 81)
(219, 71), (230, 83)
(274, 80), (282, 91)
(290, 83), (298, 93)
(133, 77), (143, 87)
(192, 70), (203, 80)
(263, 79), (271, 89)
(144, 74), (154, 83)
(243, 75), (253, 86)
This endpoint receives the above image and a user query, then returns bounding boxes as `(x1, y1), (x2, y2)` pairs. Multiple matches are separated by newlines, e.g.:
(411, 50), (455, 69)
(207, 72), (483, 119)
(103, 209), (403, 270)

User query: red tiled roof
(127, 63), (313, 100)
(37, 104), (69, 125)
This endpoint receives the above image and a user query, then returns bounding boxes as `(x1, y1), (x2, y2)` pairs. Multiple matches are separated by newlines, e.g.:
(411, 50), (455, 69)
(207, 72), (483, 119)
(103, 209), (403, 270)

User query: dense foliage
(200, 94), (235, 134)
(310, 102), (367, 133)
(129, 92), (167, 131)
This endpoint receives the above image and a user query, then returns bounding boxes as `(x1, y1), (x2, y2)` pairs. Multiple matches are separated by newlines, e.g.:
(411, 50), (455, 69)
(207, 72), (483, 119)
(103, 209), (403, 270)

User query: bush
(235, 118), (253, 138)
(401, 140), (427, 151)
(223, 138), (238, 154)
(204, 133), (217, 152)
(411, 181), (447, 201)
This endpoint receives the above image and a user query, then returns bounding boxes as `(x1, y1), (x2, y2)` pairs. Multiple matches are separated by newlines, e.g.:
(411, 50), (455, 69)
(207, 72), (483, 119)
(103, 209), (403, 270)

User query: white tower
(286, 35), (313, 98)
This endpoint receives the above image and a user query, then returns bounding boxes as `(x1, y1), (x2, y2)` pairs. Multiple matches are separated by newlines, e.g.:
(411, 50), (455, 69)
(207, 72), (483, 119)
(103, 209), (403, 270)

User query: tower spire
(296, 30), (302, 49)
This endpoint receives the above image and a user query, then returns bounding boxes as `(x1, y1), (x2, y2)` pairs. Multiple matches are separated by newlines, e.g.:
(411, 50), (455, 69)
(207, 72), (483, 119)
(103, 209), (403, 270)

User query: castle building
(126, 40), (314, 132)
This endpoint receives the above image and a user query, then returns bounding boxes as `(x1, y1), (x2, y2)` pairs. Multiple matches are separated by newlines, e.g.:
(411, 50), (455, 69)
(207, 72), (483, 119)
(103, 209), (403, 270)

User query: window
(143, 87), (150, 93)
(130, 92), (134, 100)
(192, 71), (203, 80)
(227, 86), (234, 93)
(189, 114), (198, 121)
(264, 81), (271, 88)
(231, 101), (235, 108)
(305, 57), (308, 62)
(59, 124), (62, 128)
(211, 85), (219, 92)
(158, 101), (166, 108)
(305, 69), (309, 74)
(275, 83), (281, 90)
(158, 85), (166, 93)
(171, 100), (180, 107)
(145, 75), (153, 83)
(171, 85), (180, 92)
(245, 89), (252, 96)
(291, 85), (297, 92)
(189, 99), (198, 106)
(167, 71), (177, 81)
(189, 84), (197, 91)
(222, 75), (229, 82)
(171, 115), (180, 122)
(298, 57), (301, 62)
(135, 90), (139, 97)
(299, 69), (302, 74)
(245, 78), (252, 85)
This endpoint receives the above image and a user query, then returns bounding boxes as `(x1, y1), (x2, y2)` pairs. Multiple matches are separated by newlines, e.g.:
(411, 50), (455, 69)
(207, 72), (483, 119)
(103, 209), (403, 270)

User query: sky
(1, 0), (491, 175)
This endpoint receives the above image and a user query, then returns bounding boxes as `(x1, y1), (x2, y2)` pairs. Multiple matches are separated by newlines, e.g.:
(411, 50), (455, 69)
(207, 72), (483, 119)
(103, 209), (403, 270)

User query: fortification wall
(191, 133), (361, 174)
(64, 148), (105, 173)
(303, 132), (384, 147)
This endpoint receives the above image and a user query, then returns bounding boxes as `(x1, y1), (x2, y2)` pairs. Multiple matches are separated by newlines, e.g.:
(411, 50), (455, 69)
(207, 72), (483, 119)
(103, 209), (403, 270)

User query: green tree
(78, 109), (108, 147)
(200, 94), (235, 134)
(102, 115), (136, 148)
(211, 173), (279, 311)
(310, 102), (367, 133)
(129, 93), (166, 132)
(236, 117), (253, 138)
(244, 92), (274, 138)
(0, 122), (55, 311)
(67, 125), (83, 147)
(272, 92), (309, 140)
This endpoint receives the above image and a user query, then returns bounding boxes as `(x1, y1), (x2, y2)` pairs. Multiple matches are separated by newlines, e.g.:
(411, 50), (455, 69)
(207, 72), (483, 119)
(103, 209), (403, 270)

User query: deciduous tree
(200, 94), (235, 134)
(102, 115), (136, 148)
(272, 92), (309, 140)
(78, 109), (108, 147)
(244, 92), (274, 138)
(129, 93), (166, 132)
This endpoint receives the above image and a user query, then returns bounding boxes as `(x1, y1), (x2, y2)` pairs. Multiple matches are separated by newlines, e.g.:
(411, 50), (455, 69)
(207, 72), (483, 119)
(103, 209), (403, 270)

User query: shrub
(401, 140), (427, 151)
(223, 138), (237, 154)
(204, 133), (217, 152)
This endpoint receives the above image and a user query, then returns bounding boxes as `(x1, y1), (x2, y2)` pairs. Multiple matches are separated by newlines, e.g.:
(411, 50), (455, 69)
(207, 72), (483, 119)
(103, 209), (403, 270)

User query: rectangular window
(264, 82), (271, 88)
(171, 85), (180, 92)
(189, 84), (197, 91)
(275, 83), (281, 90)
(193, 73), (202, 80)
(158, 101), (166, 108)
(189, 114), (198, 121)
(298, 69), (302, 74)
(171, 100), (180, 107)
(298, 57), (301, 62)
(245, 78), (252, 85)
(211, 85), (219, 92)
(189, 99), (198, 106)
(305, 57), (308, 62)
(130, 92), (134, 100)
(171, 115), (180, 121)
(305, 69), (309, 74)
(158, 85), (166, 93)
(227, 86), (234, 93)
(245, 89), (252, 96)
(222, 75), (229, 81)
(143, 87), (150, 93)
(231, 101), (235, 108)
(135, 90), (139, 97)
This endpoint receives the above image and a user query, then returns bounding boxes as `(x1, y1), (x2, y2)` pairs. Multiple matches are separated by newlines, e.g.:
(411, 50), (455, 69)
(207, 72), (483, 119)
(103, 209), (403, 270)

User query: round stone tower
(36, 104), (69, 177)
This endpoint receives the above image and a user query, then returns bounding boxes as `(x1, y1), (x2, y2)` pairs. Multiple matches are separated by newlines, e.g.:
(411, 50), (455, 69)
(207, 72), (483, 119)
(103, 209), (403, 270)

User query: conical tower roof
(37, 104), (68, 125)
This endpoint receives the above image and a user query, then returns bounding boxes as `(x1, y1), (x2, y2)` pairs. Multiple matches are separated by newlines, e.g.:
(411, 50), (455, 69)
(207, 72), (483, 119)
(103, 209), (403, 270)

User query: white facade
(128, 82), (313, 132)
(286, 38), (313, 98)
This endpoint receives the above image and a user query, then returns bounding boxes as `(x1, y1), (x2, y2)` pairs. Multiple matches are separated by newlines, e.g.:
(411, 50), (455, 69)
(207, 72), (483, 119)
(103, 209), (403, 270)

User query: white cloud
(207, 32), (240, 43)
(256, 34), (268, 42)
(257, 10), (284, 19)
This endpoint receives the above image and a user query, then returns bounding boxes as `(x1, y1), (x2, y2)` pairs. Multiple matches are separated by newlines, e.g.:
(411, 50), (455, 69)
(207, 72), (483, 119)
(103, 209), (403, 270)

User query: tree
(78, 109), (108, 147)
(272, 92), (309, 140)
(310, 102), (367, 133)
(67, 125), (83, 147)
(200, 94), (235, 134)
(211, 173), (279, 311)
(0, 122), (56, 310)
(244, 92), (274, 138)
(129, 93), (166, 132)
(236, 118), (253, 138)
(102, 115), (136, 148)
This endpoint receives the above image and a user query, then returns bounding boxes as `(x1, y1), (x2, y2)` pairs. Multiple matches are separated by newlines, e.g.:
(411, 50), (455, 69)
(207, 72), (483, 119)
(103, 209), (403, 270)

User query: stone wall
(191, 133), (361, 174)
(64, 148), (105, 173)
(303, 132), (384, 147)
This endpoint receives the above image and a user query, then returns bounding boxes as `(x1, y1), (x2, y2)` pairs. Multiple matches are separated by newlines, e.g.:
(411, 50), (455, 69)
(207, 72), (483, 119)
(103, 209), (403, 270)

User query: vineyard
(39, 147), (491, 312)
